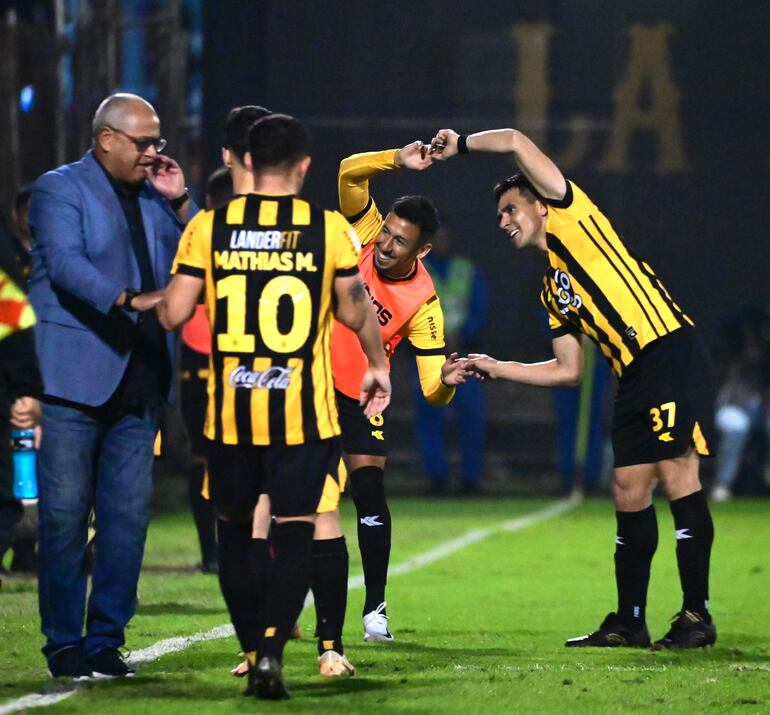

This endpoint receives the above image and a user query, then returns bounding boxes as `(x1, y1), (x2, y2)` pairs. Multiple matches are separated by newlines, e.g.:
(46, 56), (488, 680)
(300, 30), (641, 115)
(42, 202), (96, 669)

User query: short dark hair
(224, 105), (271, 161)
(248, 114), (310, 171)
(391, 195), (439, 247)
(205, 166), (234, 210)
(492, 173), (543, 204)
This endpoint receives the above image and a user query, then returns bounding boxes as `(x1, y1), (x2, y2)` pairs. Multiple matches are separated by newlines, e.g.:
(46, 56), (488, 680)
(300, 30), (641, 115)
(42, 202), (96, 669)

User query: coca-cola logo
(228, 365), (294, 390)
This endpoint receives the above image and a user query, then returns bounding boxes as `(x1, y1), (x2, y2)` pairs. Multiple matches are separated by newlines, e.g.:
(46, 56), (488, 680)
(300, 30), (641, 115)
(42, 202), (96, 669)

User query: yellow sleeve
(545, 181), (596, 222)
(338, 149), (399, 247)
(403, 296), (455, 407)
(324, 210), (362, 271)
(172, 209), (214, 277)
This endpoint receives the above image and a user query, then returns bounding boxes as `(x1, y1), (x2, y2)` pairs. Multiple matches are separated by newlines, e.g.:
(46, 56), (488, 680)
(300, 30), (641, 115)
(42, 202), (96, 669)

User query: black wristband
(169, 190), (189, 210)
(457, 135), (469, 154)
(124, 288), (141, 312)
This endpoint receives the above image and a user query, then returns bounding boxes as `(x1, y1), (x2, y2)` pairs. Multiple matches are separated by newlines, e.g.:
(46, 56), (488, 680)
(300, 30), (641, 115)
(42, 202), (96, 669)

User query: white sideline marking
(0, 498), (577, 714)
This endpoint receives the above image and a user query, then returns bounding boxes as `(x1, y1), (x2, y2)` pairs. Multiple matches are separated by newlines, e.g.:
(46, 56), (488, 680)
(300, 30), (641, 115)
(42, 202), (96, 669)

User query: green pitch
(1, 498), (768, 713)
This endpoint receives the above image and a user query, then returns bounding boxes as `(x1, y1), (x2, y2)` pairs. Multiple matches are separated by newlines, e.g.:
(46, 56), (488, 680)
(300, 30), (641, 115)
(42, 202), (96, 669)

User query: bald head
(92, 93), (163, 184)
(92, 93), (158, 138)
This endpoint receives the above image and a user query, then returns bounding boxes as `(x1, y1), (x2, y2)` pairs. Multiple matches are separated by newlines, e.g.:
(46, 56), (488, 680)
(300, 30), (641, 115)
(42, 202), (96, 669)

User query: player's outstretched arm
(429, 128), (567, 202)
(333, 273), (391, 416)
(467, 332), (583, 388)
(157, 273), (204, 330)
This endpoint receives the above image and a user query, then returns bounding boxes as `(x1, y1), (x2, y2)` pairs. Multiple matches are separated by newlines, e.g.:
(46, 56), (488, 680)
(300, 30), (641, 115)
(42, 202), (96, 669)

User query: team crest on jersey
(229, 365), (294, 390)
(553, 268), (583, 315)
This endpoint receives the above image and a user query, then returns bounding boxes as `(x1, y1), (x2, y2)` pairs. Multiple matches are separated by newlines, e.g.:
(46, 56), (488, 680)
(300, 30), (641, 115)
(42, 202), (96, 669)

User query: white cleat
(318, 650), (356, 677)
(363, 601), (394, 642)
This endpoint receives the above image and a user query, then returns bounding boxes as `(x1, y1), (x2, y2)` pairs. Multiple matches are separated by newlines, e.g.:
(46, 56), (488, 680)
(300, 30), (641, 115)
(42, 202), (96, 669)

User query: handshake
(441, 352), (501, 386)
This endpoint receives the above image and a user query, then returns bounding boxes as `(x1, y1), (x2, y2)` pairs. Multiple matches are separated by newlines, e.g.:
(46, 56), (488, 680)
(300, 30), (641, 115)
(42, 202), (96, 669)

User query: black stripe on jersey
(335, 266), (359, 277)
(414, 346), (446, 357)
(320, 318), (336, 439)
(545, 181), (574, 209)
(426, 294), (439, 305)
(346, 196), (373, 224)
(583, 216), (666, 334)
(214, 353), (225, 441)
(176, 263), (205, 278)
(546, 234), (640, 357)
(636, 260), (688, 323)
(591, 215), (666, 334)
(551, 325), (579, 338)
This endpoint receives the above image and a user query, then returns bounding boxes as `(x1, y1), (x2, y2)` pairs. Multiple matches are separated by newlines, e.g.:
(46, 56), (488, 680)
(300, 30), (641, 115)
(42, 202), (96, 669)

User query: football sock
(188, 461), (217, 566)
(350, 465), (391, 614)
(669, 489), (714, 618)
(216, 520), (268, 652)
(614, 505), (658, 629)
(259, 520), (315, 662)
(311, 536), (349, 655)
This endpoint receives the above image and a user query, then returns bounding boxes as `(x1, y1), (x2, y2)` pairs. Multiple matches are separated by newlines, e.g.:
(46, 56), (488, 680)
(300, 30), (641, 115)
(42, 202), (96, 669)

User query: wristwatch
(124, 288), (142, 312)
(169, 190), (190, 210)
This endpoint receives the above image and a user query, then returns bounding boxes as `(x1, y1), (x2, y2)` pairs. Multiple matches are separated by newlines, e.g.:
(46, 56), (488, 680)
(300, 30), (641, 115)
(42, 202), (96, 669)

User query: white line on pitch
(0, 497), (579, 714)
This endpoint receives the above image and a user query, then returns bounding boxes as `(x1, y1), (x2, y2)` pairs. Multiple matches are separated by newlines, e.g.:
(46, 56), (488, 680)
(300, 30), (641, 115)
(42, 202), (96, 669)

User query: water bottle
(12, 429), (38, 500)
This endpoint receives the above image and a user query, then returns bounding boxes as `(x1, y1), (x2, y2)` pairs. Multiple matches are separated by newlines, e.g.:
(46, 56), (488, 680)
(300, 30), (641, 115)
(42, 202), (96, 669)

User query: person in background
(0, 229), (43, 588)
(710, 306), (770, 502)
(28, 93), (195, 678)
(178, 166), (235, 574)
(412, 223), (489, 495)
(0, 185), (39, 574)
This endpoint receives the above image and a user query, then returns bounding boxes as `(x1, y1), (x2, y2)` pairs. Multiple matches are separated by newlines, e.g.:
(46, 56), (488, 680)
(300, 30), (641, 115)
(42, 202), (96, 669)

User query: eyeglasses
(106, 125), (167, 153)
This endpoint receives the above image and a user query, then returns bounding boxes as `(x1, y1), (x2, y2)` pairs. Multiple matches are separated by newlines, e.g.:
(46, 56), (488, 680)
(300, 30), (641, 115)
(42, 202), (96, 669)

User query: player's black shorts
(204, 437), (342, 517)
(612, 327), (716, 468)
(336, 389), (388, 456)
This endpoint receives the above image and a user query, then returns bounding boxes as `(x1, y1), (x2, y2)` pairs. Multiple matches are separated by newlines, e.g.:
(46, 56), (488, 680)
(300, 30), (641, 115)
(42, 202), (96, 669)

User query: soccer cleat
(47, 647), (94, 679)
(318, 650), (356, 677)
(565, 612), (651, 647)
(86, 648), (136, 678)
(246, 655), (290, 700)
(230, 654), (249, 678)
(653, 610), (717, 649)
(363, 601), (394, 642)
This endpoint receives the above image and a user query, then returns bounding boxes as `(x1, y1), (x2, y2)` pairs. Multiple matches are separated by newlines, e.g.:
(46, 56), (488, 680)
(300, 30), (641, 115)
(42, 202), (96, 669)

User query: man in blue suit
(28, 93), (196, 679)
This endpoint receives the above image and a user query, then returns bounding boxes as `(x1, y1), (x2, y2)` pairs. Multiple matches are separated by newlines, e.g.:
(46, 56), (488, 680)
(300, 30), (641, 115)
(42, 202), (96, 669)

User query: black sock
(614, 505), (658, 629)
(350, 466), (391, 614)
(669, 490), (714, 617)
(216, 520), (268, 652)
(259, 521), (315, 662)
(311, 536), (348, 655)
(189, 462), (217, 565)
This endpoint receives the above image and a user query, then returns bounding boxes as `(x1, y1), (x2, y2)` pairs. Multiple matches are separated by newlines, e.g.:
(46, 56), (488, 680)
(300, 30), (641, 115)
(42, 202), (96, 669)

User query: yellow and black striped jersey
(172, 193), (361, 446)
(541, 181), (693, 377)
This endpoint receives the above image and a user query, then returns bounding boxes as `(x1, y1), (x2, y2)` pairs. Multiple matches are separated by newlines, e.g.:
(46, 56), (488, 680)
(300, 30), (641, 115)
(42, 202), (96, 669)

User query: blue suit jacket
(28, 150), (196, 406)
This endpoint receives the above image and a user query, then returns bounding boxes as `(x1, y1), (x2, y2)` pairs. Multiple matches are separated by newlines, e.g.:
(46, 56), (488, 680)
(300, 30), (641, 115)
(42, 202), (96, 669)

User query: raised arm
(430, 128), (567, 202)
(467, 332), (584, 388)
(337, 141), (433, 218)
(334, 273), (391, 416)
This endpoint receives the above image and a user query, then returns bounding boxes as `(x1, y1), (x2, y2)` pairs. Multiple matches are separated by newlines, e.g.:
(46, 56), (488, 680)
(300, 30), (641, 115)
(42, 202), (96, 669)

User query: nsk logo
(364, 283), (393, 326)
(229, 365), (293, 389)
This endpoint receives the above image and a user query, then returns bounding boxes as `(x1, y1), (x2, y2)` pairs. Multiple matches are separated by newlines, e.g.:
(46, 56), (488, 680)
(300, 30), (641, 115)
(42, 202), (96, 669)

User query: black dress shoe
(48, 647), (94, 679)
(87, 648), (136, 677)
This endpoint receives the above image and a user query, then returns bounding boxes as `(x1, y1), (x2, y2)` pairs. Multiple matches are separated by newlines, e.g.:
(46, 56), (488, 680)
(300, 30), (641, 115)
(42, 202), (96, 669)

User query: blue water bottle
(12, 429), (38, 499)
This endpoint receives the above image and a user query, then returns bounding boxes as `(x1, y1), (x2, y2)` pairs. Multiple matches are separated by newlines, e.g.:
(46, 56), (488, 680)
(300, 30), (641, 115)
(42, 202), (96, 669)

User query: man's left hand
(440, 352), (470, 386)
(147, 155), (186, 199)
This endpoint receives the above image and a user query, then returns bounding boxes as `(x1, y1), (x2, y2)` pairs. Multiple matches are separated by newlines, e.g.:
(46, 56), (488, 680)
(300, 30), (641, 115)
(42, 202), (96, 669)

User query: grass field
(1, 497), (769, 714)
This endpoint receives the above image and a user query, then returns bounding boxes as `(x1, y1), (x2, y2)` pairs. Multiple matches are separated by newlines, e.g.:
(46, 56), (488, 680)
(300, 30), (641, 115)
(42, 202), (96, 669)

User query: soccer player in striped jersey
(158, 114), (391, 699)
(430, 127), (717, 650)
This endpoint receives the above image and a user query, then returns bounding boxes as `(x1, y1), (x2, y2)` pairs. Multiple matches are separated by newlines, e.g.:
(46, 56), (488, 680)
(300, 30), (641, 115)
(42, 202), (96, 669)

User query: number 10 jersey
(172, 193), (362, 446)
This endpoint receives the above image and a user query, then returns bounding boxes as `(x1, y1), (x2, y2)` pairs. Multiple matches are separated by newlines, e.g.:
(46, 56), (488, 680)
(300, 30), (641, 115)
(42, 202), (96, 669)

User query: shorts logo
(371, 430), (384, 441)
(554, 269), (582, 315)
(229, 365), (293, 390)
(657, 431), (674, 442)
